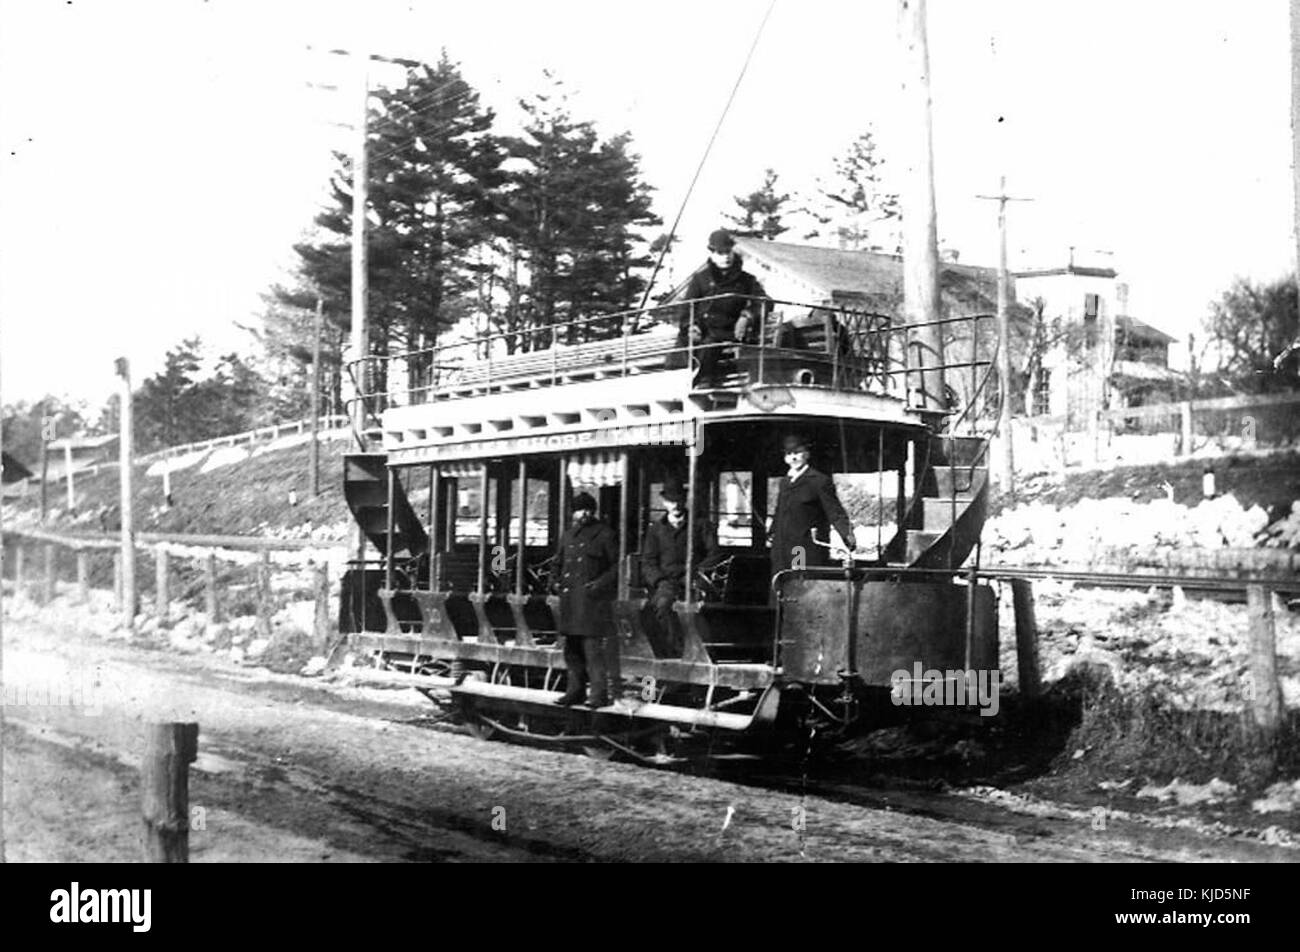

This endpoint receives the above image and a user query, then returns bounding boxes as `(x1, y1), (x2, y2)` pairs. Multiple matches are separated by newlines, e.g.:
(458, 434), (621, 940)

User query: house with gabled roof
(1014, 258), (1182, 422)
(716, 237), (1001, 315)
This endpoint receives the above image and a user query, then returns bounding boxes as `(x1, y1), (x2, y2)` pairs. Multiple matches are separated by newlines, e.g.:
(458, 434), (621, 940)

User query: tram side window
(507, 479), (551, 546)
(455, 477), (497, 544)
(714, 471), (754, 547)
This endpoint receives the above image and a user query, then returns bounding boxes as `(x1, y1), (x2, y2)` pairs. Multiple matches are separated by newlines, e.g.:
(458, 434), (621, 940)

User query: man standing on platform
(552, 492), (621, 708)
(769, 433), (857, 576)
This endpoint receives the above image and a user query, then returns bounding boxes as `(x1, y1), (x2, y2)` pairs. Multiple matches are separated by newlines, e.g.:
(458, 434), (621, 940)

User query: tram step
(933, 465), (988, 497)
(905, 529), (943, 563)
(921, 497), (973, 533)
(931, 434), (988, 467)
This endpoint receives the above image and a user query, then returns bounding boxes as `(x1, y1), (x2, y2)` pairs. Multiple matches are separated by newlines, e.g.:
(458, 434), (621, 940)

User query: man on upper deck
(675, 229), (770, 386)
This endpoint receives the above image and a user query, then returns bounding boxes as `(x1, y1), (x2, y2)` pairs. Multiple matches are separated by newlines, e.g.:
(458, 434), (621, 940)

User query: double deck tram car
(340, 296), (999, 760)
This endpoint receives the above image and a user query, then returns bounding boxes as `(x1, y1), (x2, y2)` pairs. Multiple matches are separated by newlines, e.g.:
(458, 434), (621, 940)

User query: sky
(1, 0), (1294, 413)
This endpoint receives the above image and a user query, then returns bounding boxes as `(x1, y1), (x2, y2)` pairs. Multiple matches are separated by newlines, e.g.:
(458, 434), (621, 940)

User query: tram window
(507, 479), (550, 546)
(714, 471), (753, 546)
(455, 478), (497, 544)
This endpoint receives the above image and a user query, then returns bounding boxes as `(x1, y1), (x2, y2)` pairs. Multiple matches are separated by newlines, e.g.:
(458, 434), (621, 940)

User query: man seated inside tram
(640, 477), (724, 657)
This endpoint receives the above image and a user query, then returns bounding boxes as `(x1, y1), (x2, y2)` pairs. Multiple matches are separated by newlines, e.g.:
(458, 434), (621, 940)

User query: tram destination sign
(388, 419), (698, 464)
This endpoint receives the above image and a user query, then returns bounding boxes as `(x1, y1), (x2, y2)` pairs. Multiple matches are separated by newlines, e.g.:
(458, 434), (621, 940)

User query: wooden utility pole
(115, 358), (137, 627)
(897, 0), (945, 412)
(350, 53), (371, 566)
(1292, 0), (1300, 309)
(349, 53), (370, 447)
(64, 440), (75, 511)
(311, 296), (323, 496)
(976, 177), (1033, 495)
(39, 419), (49, 523)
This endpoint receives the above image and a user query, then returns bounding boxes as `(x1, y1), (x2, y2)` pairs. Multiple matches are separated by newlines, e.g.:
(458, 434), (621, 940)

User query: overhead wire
(638, 0), (778, 309)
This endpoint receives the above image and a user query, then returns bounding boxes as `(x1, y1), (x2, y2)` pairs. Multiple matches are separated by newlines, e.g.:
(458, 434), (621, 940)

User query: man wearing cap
(640, 478), (724, 656)
(769, 434), (857, 575)
(675, 228), (770, 386)
(551, 492), (622, 708)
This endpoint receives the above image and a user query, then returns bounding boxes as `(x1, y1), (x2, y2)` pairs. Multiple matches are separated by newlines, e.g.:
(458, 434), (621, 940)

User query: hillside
(5, 432), (355, 542)
(992, 448), (1300, 521)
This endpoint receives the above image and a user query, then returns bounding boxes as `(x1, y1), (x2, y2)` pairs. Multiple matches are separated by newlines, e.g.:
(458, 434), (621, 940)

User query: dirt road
(3, 608), (1295, 862)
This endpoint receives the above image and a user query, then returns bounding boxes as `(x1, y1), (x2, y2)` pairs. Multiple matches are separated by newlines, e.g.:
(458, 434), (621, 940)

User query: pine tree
(498, 75), (660, 347)
(725, 168), (790, 240)
(801, 129), (900, 250)
(136, 338), (203, 450)
(283, 52), (505, 386)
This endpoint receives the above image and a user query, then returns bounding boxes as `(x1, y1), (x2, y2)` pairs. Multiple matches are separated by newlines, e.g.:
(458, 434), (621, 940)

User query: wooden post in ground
(256, 551), (273, 641)
(1180, 400), (1193, 456)
(42, 543), (56, 604)
(1010, 578), (1041, 699)
(1246, 584), (1283, 736)
(155, 547), (169, 624)
(204, 552), (220, 623)
(113, 550), (122, 612)
(77, 550), (89, 603)
(313, 562), (331, 649)
(115, 357), (137, 627)
(141, 722), (199, 863)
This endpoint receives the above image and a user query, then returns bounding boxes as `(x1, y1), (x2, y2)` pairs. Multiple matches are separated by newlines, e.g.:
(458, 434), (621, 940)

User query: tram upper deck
(349, 296), (994, 465)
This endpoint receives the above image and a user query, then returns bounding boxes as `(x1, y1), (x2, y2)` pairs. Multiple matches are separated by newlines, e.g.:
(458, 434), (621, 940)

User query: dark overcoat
(641, 517), (724, 589)
(675, 259), (768, 344)
(770, 467), (855, 572)
(552, 518), (620, 637)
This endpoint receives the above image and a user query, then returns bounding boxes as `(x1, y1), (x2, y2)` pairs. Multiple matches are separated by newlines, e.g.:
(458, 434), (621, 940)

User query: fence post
(155, 547), (170, 624)
(313, 562), (331, 650)
(141, 722), (199, 863)
(1010, 578), (1041, 699)
(1246, 585), (1283, 737)
(1179, 400), (1193, 456)
(256, 551), (273, 641)
(204, 552), (220, 623)
(113, 551), (123, 612)
(42, 543), (56, 605)
(77, 550), (90, 603)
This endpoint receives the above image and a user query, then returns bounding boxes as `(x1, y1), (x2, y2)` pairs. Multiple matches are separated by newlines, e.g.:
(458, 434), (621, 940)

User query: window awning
(440, 461), (486, 479)
(566, 450), (625, 489)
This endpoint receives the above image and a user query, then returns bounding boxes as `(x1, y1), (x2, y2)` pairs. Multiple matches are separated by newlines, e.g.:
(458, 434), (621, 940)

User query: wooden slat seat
(429, 332), (681, 398)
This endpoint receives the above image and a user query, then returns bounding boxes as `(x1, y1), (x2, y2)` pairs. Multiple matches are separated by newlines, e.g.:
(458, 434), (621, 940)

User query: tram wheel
(464, 716), (498, 741)
(581, 741), (615, 760)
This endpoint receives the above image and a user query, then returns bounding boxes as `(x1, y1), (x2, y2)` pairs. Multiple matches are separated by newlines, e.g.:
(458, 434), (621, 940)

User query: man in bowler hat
(769, 433), (857, 575)
(640, 477), (723, 656)
(552, 492), (621, 708)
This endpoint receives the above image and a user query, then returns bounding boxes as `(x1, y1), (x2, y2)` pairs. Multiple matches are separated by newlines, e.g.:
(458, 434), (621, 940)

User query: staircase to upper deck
(883, 433), (990, 570)
(343, 453), (429, 562)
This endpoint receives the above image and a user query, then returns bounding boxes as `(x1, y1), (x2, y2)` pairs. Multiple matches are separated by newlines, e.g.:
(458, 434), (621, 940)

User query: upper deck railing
(345, 296), (995, 431)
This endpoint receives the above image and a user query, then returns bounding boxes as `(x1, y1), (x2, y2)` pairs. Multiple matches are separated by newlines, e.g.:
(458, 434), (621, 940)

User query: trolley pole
(976, 177), (1033, 496)
(897, 0), (945, 412)
(115, 357), (137, 627)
